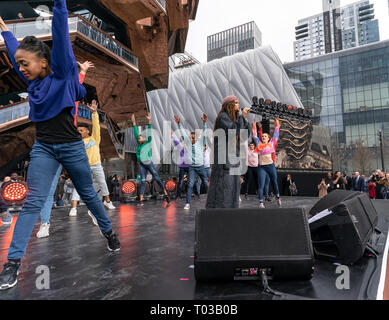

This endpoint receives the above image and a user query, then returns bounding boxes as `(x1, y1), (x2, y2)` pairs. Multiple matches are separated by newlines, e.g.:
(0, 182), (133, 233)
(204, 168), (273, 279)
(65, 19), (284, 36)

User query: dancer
(131, 113), (170, 206)
(174, 114), (208, 210)
(0, 1), (120, 290)
(252, 118), (282, 208)
(37, 60), (97, 238)
(196, 144), (211, 196)
(171, 131), (201, 200)
(69, 99), (116, 219)
(206, 96), (250, 208)
(255, 121), (273, 202)
(244, 141), (259, 199)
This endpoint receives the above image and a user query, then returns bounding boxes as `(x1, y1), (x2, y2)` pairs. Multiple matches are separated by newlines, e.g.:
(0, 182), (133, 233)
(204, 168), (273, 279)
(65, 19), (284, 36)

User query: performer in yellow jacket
(69, 99), (116, 221)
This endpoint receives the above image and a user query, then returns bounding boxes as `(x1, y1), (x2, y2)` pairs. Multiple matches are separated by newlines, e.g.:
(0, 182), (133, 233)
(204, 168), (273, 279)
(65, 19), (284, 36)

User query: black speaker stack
(194, 190), (380, 289)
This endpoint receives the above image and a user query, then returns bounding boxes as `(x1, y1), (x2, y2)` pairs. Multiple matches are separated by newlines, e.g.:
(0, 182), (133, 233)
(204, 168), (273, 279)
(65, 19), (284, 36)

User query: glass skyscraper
(285, 40), (389, 173)
(207, 21), (262, 62)
(294, 0), (380, 61)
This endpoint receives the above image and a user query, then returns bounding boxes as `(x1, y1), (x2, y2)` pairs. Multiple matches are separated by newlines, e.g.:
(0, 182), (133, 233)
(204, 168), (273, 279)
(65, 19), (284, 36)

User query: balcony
(0, 15), (139, 71)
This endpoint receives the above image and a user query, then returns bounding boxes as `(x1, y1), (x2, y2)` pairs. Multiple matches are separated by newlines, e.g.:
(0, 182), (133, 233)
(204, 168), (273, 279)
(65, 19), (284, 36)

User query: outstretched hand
(77, 61), (95, 75)
(87, 99), (98, 113)
(146, 112), (152, 124)
(201, 113), (207, 123)
(0, 17), (9, 32)
(275, 118), (281, 128)
(131, 114), (136, 126)
(174, 115), (181, 125)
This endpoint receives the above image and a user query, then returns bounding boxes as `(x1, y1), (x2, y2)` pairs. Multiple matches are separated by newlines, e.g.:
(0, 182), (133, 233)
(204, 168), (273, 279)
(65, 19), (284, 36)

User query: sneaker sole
(36, 233), (50, 238)
(0, 278), (17, 290)
(88, 212), (98, 226)
(107, 244), (120, 252)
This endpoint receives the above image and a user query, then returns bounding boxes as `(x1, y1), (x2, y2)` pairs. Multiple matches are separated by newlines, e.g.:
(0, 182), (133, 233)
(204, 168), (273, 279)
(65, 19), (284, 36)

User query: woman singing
(206, 96), (250, 209)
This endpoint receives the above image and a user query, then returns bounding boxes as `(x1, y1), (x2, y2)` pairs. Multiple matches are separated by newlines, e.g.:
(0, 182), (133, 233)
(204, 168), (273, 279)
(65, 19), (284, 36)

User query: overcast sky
(186, 0), (389, 64)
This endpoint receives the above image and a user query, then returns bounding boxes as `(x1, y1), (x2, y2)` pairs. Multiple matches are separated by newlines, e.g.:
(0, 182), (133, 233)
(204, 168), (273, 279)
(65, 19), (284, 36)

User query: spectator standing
(352, 171), (365, 192)
(282, 174), (297, 196)
(318, 178), (328, 198)
(342, 171), (352, 190)
(325, 172), (333, 193)
(332, 171), (345, 191)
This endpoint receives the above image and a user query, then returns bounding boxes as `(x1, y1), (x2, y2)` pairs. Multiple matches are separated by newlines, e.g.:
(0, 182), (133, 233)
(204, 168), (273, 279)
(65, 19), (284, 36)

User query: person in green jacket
(131, 113), (170, 206)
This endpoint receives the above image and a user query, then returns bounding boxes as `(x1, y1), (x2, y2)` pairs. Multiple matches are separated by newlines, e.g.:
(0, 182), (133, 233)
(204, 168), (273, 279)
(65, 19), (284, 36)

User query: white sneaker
(88, 210), (98, 226)
(184, 204), (190, 210)
(239, 197), (242, 202)
(36, 223), (50, 238)
(104, 201), (115, 210)
(277, 198), (282, 207)
(69, 208), (77, 216)
(259, 203), (265, 209)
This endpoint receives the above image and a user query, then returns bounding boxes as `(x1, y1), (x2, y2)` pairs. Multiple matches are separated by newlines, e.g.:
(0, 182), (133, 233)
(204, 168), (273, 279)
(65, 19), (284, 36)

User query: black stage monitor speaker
(194, 208), (314, 281)
(309, 190), (360, 217)
(309, 193), (378, 265)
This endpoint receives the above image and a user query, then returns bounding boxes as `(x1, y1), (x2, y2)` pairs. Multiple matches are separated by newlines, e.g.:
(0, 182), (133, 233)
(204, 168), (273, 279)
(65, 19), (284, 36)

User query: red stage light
(265, 99), (272, 105)
(288, 105), (293, 111)
(165, 180), (177, 192)
(1, 181), (28, 203)
(121, 181), (136, 195)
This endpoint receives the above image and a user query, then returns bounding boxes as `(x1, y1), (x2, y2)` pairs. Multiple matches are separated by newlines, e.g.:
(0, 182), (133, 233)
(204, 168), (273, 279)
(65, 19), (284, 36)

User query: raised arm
(270, 119), (280, 145)
(88, 100), (100, 145)
(0, 17), (29, 84)
(200, 113), (207, 146)
(51, 0), (77, 78)
(146, 112), (152, 142)
(252, 120), (260, 147)
(131, 114), (139, 140)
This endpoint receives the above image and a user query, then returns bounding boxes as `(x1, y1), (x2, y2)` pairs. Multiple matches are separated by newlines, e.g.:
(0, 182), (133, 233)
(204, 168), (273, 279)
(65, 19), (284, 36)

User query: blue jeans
(177, 167), (189, 198)
(196, 167), (211, 196)
(187, 166), (208, 204)
(139, 162), (165, 195)
(264, 172), (270, 198)
(258, 164), (280, 203)
(8, 140), (112, 260)
(40, 164), (62, 224)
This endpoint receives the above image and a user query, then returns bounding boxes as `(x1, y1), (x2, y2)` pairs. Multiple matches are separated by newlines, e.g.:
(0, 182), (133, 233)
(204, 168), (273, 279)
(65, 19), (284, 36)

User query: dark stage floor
(0, 196), (388, 300)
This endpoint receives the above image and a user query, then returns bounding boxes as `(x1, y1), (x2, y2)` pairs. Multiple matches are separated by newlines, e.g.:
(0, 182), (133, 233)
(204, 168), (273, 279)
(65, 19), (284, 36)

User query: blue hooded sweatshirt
(1, 0), (86, 122)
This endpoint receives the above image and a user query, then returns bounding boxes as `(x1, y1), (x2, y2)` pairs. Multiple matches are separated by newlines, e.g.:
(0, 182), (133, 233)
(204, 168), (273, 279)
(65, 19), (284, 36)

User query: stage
(0, 196), (388, 300)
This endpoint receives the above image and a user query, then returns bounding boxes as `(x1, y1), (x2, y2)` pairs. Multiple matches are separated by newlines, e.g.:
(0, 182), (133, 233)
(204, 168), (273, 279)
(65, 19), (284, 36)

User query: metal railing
(0, 101), (30, 124)
(0, 16), (139, 69)
(155, 0), (167, 11)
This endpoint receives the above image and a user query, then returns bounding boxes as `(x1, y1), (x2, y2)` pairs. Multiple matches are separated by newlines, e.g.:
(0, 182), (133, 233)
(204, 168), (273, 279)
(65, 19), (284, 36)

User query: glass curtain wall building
(294, 0), (380, 61)
(285, 40), (389, 173)
(207, 21), (262, 62)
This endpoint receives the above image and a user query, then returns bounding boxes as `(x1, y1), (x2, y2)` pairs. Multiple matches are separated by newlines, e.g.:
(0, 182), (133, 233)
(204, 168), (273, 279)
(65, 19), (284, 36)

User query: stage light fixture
(252, 96), (259, 106)
(165, 179), (177, 198)
(1, 181), (28, 213)
(119, 180), (138, 202)
(258, 98), (265, 105)
(265, 99), (272, 105)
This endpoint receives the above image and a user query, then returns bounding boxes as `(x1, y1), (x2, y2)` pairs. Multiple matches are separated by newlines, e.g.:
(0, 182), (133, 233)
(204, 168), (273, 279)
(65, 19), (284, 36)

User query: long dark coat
(206, 112), (249, 209)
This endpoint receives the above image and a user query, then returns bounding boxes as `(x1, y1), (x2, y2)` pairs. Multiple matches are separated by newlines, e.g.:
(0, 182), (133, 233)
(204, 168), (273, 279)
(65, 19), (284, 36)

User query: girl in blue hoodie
(0, 0), (120, 290)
